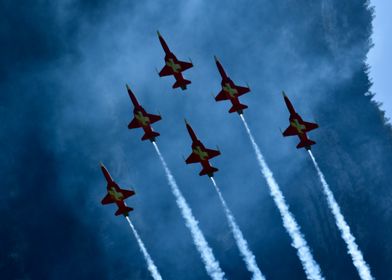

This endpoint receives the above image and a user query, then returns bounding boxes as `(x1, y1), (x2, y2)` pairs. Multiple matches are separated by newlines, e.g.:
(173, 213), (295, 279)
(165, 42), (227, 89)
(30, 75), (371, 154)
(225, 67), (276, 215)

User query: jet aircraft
(184, 120), (220, 177)
(282, 92), (318, 150)
(100, 163), (135, 216)
(214, 56), (250, 114)
(157, 31), (193, 90)
(126, 84), (161, 142)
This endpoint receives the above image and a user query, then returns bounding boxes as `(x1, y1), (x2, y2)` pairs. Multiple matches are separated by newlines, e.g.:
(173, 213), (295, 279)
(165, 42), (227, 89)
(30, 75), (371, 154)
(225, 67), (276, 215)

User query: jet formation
(101, 35), (320, 214)
(101, 35), (319, 213)
(100, 163), (135, 216)
(96, 31), (376, 280)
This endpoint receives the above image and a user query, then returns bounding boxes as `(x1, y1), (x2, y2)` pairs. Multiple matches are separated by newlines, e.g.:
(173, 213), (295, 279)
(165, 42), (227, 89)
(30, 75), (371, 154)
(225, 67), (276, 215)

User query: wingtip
(184, 118), (189, 125)
(126, 84), (130, 91)
(99, 161), (105, 168)
(282, 91), (287, 97)
(157, 30), (161, 37)
(214, 55), (219, 62)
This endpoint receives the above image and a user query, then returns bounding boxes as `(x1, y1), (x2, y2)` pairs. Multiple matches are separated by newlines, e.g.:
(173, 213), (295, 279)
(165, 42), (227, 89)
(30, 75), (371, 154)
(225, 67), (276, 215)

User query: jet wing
(147, 113), (162, 124)
(101, 194), (115, 205)
(159, 65), (174, 77)
(303, 121), (319, 132)
(205, 148), (220, 159)
(283, 125), (298, 137)
(128, 118), (142, 129)
(215, 89), (229, 101)
(120, 189), (135, 199)
(178, 60), (193, 72)
(185, 153), (201, 164)
(236, 85), (250, 96)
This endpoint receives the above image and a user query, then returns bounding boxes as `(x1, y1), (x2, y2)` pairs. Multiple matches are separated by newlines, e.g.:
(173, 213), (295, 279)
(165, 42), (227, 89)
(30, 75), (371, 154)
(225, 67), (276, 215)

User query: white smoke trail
(152, 142), (226, 280)
(308, 151), (374, 280)
(210, 177), (265, 280)
(125, 217), (163, 280)
(240, 114), (324, 280)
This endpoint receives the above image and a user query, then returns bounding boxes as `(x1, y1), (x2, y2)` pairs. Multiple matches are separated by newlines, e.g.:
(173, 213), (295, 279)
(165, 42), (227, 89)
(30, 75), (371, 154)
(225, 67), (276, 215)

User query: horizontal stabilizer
(297, 139), (316, 150)
(173, 79), (191, 90)
(199, 166), (219, 177)
(229, 103), (248, 114)
(141, 131), (160, 141)
(115, 206), (134, 216)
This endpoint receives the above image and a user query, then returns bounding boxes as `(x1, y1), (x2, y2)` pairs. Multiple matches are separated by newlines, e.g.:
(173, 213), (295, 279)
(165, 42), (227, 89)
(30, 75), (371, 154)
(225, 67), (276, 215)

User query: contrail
(125, 217), (163, 280)
(152, 142), (226, 280)
(308, 151), (374, 280)
(240, 114), (324, 280)
(210, 177), (266, 280)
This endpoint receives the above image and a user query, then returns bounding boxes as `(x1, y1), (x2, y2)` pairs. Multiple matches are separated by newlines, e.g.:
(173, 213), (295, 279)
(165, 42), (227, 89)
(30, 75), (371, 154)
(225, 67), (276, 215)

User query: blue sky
(368, 0), (392, 121)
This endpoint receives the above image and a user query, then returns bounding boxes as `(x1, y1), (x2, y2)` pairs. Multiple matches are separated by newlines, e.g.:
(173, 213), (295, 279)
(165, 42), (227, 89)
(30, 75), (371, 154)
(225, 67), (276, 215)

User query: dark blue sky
(1, 0), (390, 279)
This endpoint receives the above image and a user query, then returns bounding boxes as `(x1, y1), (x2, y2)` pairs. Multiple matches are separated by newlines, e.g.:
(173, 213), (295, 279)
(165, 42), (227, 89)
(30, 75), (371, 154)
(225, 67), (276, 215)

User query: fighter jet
(100, 163), (135, 216)
(184, 120), (220, 177)
(157, 31), (193, 90)
(214, 56), (250, 115)
(281, 91), (318, 150)
(126, 84), (161, 142)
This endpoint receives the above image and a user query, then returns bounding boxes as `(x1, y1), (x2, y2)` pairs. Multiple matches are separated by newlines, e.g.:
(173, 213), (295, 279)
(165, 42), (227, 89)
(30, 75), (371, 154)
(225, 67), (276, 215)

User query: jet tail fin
(173, 79), (191, 90)
(199, 166), (219, 177)
(141, 131), (160, 141)
(229, 103), (248, 114)
(115, 206), (134, 216)
(297, 139), (316, 150)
